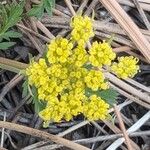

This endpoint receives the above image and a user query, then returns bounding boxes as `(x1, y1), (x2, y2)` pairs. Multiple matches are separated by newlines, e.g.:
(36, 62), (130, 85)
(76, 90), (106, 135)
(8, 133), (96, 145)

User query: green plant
(27, 0), (55, 18)
(0, 14), (139, 126)
(0, 1), (24, 50)
(24, 15), (139, 124)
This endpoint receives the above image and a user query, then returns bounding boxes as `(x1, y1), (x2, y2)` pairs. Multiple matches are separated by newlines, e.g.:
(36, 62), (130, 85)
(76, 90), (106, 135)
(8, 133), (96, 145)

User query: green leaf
(27, 3), (44, 18)
(0, 42), (16, 50)
(22, 79), (29, 98)
(44, 0), (53, 16)
(1, 31), (22, 40)
(85, 88), (118, 106)
(0, 1), (25, 33)
(98, 88), (118, 106)
(27, 0), (55, 18)
(31, 86), (46, 113)
(0, 4), (8, 26)
(51, 0), (55, 8)
(83, 63), (93, 70)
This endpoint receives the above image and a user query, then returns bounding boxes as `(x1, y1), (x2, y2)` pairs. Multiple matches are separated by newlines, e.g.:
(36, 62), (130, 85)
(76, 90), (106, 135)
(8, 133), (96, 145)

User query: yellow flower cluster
(70, 15), (94, 45)
(26, 36), (109, 122)
(111, 56), (139, 79)
(69, 45), (89, 67)
(39, 92), (84, 122)
(26, 58), (48, 88)
(89, 41), (116, 67)
(26, 60), (69, 100)
(47, 37), (73, 64)
(83, 95), (109, 120)
(84, 70), (108, 91)
(25, 14), (139, 123)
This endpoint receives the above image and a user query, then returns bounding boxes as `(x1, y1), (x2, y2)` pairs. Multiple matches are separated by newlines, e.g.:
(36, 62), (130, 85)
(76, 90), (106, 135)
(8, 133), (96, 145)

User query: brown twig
(0, 75), (24, 102)
(8, 95), (31, 121)
(19, 24), (43, 54)
(77, 0), (89, 14)
(0, 57), (28, 70)
(114, 104), (133, 150)
(53, 8), (70, 18)
(17, 23), (50, 42)
(103, 120), (140, 150)
(36, 21), (55, 39)
(110, 83), (150, 109)
(0, 147), (7, 150)
(0, 121), (90, 150)
(64, 0), (76, 16)
(113, 46), (132, 52)
(84, 0), (98, 15)
(105, 73), (150, 105)
(117, 0), (150, 11)
(99, 0), (150, 62)
(132, 0), (150, 30)
(25, 0), (38, 32)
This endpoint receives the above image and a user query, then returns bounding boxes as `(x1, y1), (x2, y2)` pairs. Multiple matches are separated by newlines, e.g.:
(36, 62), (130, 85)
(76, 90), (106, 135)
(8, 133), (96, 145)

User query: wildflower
(47, 37), (73, 64)
(39, 100), (68, 122)
(83, 95), (109, 120)
(70, 15), (94, 45)
(84, 70), (109, 91)
(26, 58), (48, 87)
(111, 56), (139, 79)
(69, 46), (89, 67)
(39, 92), (84, 122)
(89, 41), (116, 67)
(25, 14), (139, 123)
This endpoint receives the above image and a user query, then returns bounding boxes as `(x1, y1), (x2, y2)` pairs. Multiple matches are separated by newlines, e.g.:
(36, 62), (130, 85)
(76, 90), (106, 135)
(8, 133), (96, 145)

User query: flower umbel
(25, 15), (139, 123)
(47, 37), (73, 64)
(89, 41), (116, 67)
(111, 56), (139, 79)
(83, 95), (109, 120)
(84, 70), (108, 91)
(70, 15), (94, 45)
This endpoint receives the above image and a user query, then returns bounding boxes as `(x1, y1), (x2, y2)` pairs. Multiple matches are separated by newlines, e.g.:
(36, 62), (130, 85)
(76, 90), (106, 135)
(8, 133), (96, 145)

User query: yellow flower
(89, 41), (116, 67)
(39, 92), (84, 122)
(111, 56), (139, 79)
(70, 15), (94, 45)
(84, 70), (109, 91)
(25, 58), (48, 87)
(47, 37), (73, 64)
(70, 46), (89, 67)
(25, 14), (140, 124)
(83, 95), (109, 120)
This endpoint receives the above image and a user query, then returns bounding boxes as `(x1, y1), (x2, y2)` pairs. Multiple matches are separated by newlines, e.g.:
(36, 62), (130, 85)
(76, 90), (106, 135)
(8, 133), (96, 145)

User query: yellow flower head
(39, 100), (69, 122)
(47, 37), (73, 64)
(26, 58), (48, 87)
(84, 70), (109, 91)
(83, 95), (109, 120)
(39, 92), (84, 122)
(111, 56), (139, 79)
(69, 46), (89, 67)
(89, 41), (116, 67)
(70, 15), (94, 45)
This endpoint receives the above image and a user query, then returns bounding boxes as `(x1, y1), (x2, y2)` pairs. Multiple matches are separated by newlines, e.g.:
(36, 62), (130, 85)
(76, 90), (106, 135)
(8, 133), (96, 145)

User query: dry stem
(114, 105), (133, 150)
(0, 121), (90, 150)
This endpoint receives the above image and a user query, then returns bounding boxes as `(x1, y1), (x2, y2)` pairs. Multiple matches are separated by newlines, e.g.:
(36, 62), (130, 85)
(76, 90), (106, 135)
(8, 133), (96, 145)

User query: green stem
(0, 57), (28, 73)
